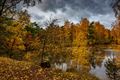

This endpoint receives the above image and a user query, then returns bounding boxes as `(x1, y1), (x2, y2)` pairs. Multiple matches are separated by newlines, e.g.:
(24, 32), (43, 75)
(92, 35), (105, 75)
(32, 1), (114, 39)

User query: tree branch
(0, 0), (7, 16)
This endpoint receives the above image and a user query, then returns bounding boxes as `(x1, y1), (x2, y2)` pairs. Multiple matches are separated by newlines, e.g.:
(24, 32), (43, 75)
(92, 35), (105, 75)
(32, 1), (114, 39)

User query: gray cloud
(27, 0), (116, 28)
(32, 13), (44, 20)
(38, 0), (113, 14)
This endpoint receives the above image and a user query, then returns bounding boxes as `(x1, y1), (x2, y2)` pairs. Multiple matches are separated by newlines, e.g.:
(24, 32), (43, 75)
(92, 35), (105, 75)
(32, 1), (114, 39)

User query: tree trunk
(41, 39), (46, 63)
(0, 0), (7, 16)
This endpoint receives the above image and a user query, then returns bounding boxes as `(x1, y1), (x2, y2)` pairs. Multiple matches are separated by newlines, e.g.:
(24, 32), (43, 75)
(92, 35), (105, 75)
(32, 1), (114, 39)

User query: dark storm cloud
(39, 0), (113, 15)
(27, 0), (116, 28)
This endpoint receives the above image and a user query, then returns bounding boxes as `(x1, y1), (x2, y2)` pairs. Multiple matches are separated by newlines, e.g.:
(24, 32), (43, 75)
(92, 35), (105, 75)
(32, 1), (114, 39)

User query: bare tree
(0, 0), (42, 16)
(112, 0), (120, 17)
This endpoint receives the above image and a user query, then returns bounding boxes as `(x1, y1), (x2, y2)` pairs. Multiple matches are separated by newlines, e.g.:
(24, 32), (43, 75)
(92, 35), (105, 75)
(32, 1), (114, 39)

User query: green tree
(105, 58), (120, 80)
(87, 22), (95, 46)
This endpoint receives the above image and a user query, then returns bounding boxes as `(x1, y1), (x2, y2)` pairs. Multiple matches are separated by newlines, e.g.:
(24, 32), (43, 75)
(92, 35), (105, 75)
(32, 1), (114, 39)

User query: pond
(90, 49), (120, 80)
(54, 49), (120, 80)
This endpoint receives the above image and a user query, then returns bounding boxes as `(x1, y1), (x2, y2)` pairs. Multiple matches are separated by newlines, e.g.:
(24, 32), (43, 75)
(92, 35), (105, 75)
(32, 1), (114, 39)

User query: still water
(90, 49), (120, 80)
(54, 49), (120, 80)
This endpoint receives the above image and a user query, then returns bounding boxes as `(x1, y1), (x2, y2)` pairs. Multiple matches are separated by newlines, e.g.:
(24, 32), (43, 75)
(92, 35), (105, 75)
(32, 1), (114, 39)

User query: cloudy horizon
(25, 0), (116, 28)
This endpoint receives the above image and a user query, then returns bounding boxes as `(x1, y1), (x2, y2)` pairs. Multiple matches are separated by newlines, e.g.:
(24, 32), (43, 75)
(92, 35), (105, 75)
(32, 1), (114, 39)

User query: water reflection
(90, 49), (120, 80)
(55, 63), (67, 71)
(53, 48), (120, 80)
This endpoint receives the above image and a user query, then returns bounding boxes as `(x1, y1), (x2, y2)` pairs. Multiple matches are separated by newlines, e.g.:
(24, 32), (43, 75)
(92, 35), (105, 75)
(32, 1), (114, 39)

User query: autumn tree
(23, 22), (42, 62)
(75, 18), (89, 46)
(111, 19), (120, 44)
(71, 18), (91, 70)
(0, 17), (14, 56)
(63, 20), (72, 47)
(0, 11), (31, 60)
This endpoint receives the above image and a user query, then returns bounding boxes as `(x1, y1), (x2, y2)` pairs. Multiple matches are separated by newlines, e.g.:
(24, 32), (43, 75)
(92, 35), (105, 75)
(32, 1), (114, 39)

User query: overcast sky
(26, 0), (116, 28)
